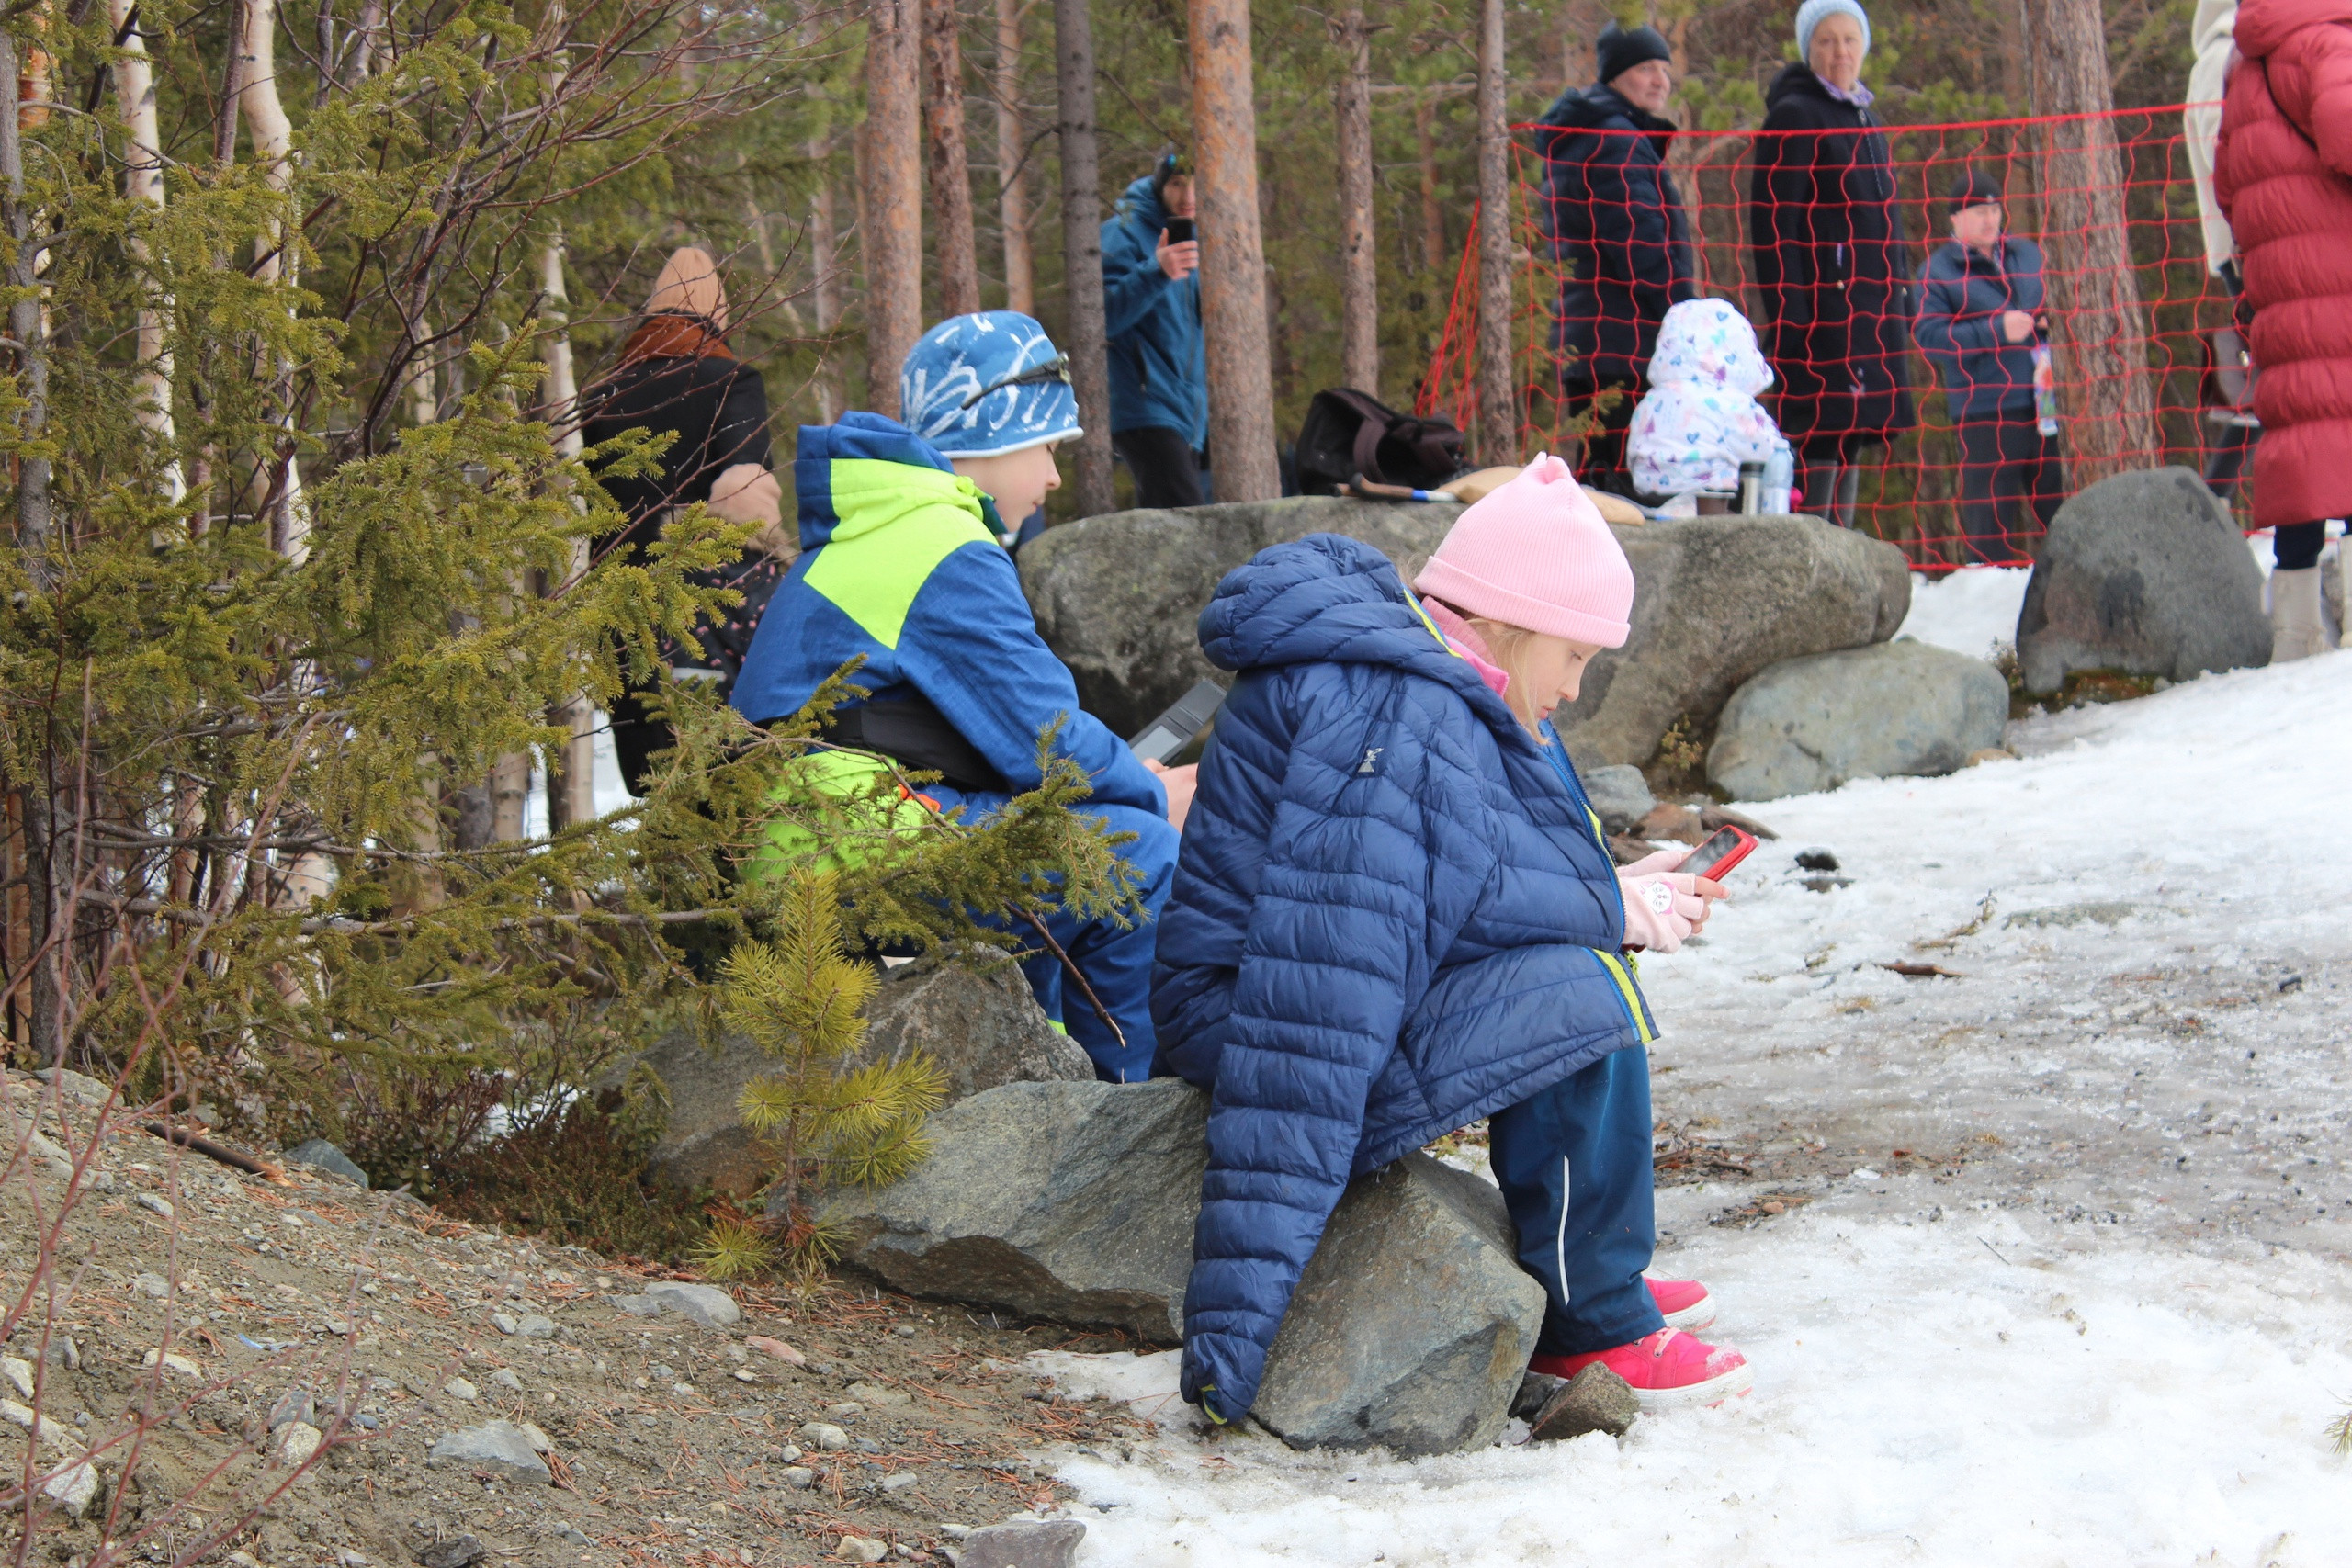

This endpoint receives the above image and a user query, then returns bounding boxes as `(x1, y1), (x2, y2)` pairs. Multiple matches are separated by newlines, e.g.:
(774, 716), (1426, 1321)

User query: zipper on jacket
(1591, 947), (1657, 1043)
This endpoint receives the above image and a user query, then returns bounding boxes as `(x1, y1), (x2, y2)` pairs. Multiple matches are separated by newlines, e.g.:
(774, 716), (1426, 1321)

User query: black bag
(1293, 389), (1467, 495)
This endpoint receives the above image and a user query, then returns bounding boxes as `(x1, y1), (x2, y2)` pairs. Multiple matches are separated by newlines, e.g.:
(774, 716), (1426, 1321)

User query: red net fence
(1418, 106), (2246, 570)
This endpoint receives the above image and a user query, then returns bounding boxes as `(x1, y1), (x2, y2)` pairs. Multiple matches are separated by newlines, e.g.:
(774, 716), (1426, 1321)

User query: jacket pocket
(1589, 947), (1657, 1044)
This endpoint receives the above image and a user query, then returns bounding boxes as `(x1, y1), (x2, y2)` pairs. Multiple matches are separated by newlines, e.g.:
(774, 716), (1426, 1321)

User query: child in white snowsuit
(1627, 298), (1792, 512)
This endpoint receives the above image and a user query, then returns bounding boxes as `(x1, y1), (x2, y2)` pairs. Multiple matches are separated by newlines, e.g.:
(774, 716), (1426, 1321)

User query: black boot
(1799, 460), (1842, 524)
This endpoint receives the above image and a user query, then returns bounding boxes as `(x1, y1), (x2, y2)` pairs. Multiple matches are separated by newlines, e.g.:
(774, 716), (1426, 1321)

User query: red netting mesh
(1416, 107), (2245, 570)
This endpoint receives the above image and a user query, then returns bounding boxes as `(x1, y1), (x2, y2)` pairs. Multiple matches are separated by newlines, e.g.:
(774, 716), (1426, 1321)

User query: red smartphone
(1676, 825), (1758, 881)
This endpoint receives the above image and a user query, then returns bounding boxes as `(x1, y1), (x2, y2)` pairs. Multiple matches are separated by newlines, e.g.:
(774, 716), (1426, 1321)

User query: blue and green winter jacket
(1102, 175), (1207, 446)
(729, 412), (1166, 818)
(1149, 534), (1656, 1424)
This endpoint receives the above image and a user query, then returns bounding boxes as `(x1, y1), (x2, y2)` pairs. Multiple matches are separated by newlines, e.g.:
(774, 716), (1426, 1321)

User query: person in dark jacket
(1152, 457), (1750, 1427)
(1747, 0), (1917, 528)
(1533, 22), (1699, 496)
(582, 247), (786, 795)
(1915, 172), (2064, 564)
(1101, 152), (1209, 508)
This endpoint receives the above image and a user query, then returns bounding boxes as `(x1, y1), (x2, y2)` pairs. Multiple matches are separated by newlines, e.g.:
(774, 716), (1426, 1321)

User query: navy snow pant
(944, 795), (1177, 1086)
(1487, 1043), (1666, 1356)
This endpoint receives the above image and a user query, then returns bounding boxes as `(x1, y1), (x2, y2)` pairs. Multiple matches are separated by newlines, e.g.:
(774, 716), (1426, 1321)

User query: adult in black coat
(581, 247), (786, 795)
(1746, 0), (1916, 527)
(1534, 22), (1698, 496)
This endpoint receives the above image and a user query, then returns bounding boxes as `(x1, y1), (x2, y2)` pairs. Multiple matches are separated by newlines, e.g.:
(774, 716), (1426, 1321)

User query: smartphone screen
(1164, 218), (1196, 244)
(1677, 826), (1747, 878)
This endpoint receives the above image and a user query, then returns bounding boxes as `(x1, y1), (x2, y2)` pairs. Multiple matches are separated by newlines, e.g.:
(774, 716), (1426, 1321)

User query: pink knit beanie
(1413, 455), (1635, 648)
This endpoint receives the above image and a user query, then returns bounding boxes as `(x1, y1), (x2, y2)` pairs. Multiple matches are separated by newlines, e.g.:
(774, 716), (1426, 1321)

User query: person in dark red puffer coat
(2214, 0), (2352, 660)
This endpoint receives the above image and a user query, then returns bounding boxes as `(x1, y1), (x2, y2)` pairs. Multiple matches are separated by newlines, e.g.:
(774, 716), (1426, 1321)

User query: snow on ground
(1894, 565), (2029, 660)
(1033, 649), (2352, 1567)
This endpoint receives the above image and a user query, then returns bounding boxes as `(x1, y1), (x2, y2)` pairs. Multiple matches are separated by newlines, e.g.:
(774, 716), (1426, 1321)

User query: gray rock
(267, 1388), (315, 1431)
(1706, 640), (2011, 801)
(514, 1314), (557, 1339)
(1580, 765), (1657, 834)
(38, 1459), (99, 1518)
(956, 1518), (1087, 1568)
(272, 1420), (324, 1468)
(425, 1421), (550, 1483)
(641, 1282), (739, 1329)
(413, 1537), (488, 1568)
(780, 1466), (817, 1489)
(1528, 1363), (1639, 1441)
(2016, 467), (2270, 694)
(1510, 1371), (1564, 1421)
(608, 1294), (663, 1318)
(282, 1139), (369, 1188)
(634, 956), (1091, 1196)
(816, 1079), (1210, 1342)
(1020, 502), (1908, 771)
(798, 1421), (850, 1450)
(821, 1079), (1543, 1456)
(33, 1067), (109, 1105)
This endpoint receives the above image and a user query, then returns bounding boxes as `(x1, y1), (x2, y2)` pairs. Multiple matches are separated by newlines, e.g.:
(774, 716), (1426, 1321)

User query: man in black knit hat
(1533, 21), (1699, 497)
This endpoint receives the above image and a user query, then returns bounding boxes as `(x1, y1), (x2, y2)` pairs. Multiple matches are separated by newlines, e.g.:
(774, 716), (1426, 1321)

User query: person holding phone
(1151, 457), (1747, 1431)
(1101, 150), (1210, 509)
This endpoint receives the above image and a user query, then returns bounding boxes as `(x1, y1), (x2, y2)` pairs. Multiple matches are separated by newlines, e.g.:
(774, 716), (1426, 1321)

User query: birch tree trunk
(1189, 0), (1280, 502)
(239, 0), (310, 563)
(111, 0), (182, 503)
(1053, 0), (1114, 513)
(1474, 0), (1518, 465)
(922, 0), (980, 318)
(2023, 0), (2159, 486)
(1332, 6), (1378, 397)
(865, 0), (923, 417)
(539, 231), (597, 831)
(995, 0), (1033, 314)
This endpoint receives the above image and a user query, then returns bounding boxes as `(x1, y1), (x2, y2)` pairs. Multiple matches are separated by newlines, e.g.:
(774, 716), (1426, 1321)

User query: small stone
(798, 1422), (850, 1451)
(1, 1400), (69, 1448)
(413, 1535), (489, 1568)
(442, 1377), (479, 1403)
(1499, 1416), (1532, 1445)
(827, 1402), (864, 1419)
(140, 1349), (201, 1378)
(853, 1436), (884, 1455)
(731, 1368), (759, 1383)
(609, 1294), (663, 1318)
(552, 1526), (593, 1548)
(1962, 746), (2017, 767)
(1794, 847), (1840, 872)
(492, 1313), (520, 1336)
(38, 1459), (99, 1518)
(780, 1466), (817, 1489)
(834, 1538), (888, 1565)
(517, 1421), (553, 1453)
(846, 1382), (910, 1407)
(745, 1334), (805, 1366)
(426, 1421), (552, 1484)
(135, 1193), (175, 1219)
(283, 1139), (370, 1188)
(340, 1551), (372, 1567)
(893, 1325), (917, 1337)
(1528, 1363), (1640, 1442)
(0, 1356), (31, 1400)
(273, 1420), (324, 1468)
(956, 1518), (1087, 1568)
(229, 1552), (265, 1568)
(514, 1315), (557, 1340)
(267, 1388), (316, 1431)
(879, 1472), (918, 1494)
(643, 1282), (741, 1329)
(1582, 764), (1657, 835)
(132, 1271), (170, 1299)
(778, 1444), (804, 1462)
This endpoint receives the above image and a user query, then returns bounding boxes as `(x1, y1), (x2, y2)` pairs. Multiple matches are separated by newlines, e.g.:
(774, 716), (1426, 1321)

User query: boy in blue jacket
(1152, 457), (1752, 1425)
(1915, 171), (2065, 563)
(1100, 152), (1209, 509)
(730, 312), (1191, 1083)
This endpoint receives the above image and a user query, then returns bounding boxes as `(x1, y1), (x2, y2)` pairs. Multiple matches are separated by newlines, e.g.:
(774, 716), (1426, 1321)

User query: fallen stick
(142, 1122), (271, 1176)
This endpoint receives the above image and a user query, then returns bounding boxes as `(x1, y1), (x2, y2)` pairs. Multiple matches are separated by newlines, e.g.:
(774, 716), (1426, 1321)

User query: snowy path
(1036, 647), (2352, 1567)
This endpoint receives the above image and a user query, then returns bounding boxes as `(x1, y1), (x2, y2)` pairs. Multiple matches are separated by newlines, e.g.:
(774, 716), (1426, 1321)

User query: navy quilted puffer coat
(1149, 534), (1658, 1424)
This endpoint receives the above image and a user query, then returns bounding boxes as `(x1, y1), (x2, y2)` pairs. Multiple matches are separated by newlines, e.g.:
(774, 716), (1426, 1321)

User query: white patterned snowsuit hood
(1627, 298), (1792, 502)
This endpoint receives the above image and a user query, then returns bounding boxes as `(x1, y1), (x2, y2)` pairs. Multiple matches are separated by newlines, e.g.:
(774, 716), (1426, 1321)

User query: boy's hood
(1197, 534), (1522, 736)
(794, 412), (996, 552)
(1647, 298), (1774, 396)
(1116, 175), (1169, 232)
(2233, 0), (2352, 59)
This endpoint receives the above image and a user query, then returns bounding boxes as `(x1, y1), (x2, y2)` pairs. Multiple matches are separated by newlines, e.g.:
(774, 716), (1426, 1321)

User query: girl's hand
(1145, 759), (1198, 831)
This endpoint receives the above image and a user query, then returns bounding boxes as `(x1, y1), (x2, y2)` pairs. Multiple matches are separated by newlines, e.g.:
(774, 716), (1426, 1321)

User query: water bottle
(1762, 448), (1794, 514)
(2031, 343), (2060, 437)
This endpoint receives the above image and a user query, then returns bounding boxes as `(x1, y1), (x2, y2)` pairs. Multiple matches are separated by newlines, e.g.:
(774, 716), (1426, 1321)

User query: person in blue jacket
(1101, 151), (1210, 509)
(1151, 456), (1753, 1425)
(729, 312), (1193, 1082)
(1532, 23), (1699, 496)
(1914, 170), (2064, 563)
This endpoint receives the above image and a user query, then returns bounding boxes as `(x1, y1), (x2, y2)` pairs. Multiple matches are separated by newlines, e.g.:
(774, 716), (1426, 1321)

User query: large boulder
(634, 955), (1092, 1195)
(1707, 639), (2011, 801)
(818, 1078), (1544, 1457)
(2016, 467), (2270, 694)
(1020, 501), (1908, 768)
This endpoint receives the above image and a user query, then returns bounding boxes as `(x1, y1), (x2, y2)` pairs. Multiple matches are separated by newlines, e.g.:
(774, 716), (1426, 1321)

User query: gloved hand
(1617, 850), (1727, 954)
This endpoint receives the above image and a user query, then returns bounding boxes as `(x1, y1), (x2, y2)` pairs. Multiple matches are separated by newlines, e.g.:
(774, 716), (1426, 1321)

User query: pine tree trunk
(809, 148), (842, 422)
(2024, 0), (2158, 487)
(922, 0), (980, 319)
(1052, 0), (1114, 514)
(1189, 0), (1281, 502)
(1332, 6), (1378, 398)
(994, 0), (1033, 314)
(1417, 92), (1447, 275)
(865, 0), (923, 418)
(1474, 0), (1517, 465)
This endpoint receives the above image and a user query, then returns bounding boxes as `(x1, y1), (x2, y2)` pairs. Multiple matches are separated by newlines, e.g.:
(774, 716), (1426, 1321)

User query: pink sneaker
(1533, 1328), (1753, 1410)
(1646, 1274), (1715, 1331)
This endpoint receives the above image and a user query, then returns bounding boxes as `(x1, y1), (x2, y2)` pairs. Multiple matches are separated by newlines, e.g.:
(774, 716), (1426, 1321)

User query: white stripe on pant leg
(1554, 1156), (1573, 1308)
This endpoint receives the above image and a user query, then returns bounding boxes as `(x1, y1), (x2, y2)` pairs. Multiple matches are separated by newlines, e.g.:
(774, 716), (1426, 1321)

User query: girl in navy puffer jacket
(1152, 457), (1753, 1426)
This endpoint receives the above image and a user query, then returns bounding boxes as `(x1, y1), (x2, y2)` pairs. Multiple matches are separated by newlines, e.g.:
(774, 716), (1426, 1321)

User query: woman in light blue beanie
(1745, 0), (1915, 527)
